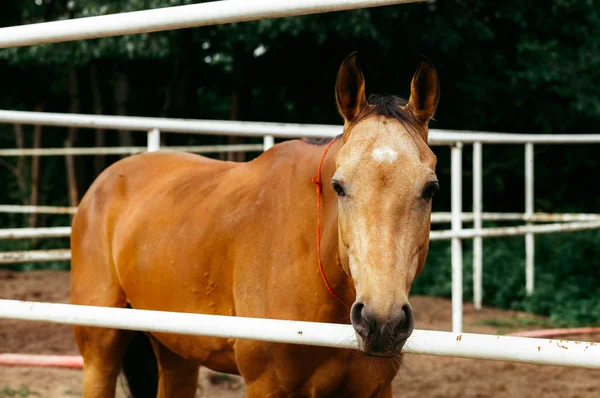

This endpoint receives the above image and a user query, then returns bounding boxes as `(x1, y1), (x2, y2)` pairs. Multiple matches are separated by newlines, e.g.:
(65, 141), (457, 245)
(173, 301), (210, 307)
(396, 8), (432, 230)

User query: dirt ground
(1, 269), (599, 398)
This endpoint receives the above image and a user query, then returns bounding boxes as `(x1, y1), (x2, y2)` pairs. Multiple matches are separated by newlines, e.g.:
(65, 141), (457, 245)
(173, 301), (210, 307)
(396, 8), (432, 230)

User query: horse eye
(422, 181), (439, 200)
(331, 181), (346, 197)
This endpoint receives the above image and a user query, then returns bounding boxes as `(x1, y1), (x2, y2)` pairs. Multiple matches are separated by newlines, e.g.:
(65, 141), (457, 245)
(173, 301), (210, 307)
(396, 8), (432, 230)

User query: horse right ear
(335, 52), (368, 123)
(406, 55), (440, 124)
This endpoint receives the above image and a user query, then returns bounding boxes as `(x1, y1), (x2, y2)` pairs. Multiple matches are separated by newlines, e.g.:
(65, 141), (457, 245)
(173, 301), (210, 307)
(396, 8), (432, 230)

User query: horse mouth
(356, 335), (406, 358)
(362, 350), (401, 358)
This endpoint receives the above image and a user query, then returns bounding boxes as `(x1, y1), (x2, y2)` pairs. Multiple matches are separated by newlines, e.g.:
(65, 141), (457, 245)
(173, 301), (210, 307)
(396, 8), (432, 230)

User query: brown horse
(70, 52), (440, 397)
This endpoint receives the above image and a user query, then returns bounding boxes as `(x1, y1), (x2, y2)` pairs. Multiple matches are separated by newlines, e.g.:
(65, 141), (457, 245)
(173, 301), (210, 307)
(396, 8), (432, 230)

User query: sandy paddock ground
(1, 269), (599, 398)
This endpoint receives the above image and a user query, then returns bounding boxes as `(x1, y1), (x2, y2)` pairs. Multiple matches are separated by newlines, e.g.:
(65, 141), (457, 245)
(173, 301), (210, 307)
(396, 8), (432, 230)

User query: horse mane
(301, 136), (342, 146)
(302, 94), (422, 146)
(350, 94), (422, 140)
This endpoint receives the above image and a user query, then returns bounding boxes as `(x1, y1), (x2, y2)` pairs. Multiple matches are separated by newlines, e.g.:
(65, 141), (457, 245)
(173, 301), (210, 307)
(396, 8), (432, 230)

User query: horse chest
(237, 340), (399, 397)
(308, 358), (397, 397)
(156, 333), (239, 374)
(263, 366), (395, 398)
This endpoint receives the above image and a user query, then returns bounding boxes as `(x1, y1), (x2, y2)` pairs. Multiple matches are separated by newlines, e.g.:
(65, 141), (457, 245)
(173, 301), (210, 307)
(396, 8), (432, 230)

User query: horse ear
(335, 52), (368, 123)
(406, 56), (440, 124)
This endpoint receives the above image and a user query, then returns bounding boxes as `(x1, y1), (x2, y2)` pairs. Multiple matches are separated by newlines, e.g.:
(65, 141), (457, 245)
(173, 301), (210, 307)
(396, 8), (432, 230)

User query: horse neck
(312, 138), (356, 310)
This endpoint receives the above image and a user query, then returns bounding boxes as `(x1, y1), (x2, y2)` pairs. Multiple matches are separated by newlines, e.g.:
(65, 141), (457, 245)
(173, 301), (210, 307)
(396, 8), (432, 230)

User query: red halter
(311, 139), (350, 309)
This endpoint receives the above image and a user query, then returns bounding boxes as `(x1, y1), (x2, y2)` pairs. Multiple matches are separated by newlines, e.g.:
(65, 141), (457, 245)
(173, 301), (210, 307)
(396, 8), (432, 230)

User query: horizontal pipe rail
(3, 220), (600, 263)
(0, 110), (340, 139)
(2, 110), (600, 145)
(0, 354), (83, 369)
(0, 227), (71, 239)
(5, 218), (600, 241)
(1, 205), (597, 222)
(430, 220), (600, 240)
(0, 0), (422, 49)
(0, 144), (264, 157)
(0, 249), (70, 264)
(431, 130), (600, 145)
(430, 212), (600, 223)
(1, 299), (600, 369)
(0, 205), (76, 214)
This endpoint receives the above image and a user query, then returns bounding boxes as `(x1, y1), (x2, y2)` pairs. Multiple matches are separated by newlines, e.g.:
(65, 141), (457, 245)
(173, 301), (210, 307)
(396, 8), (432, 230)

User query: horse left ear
(335, 51), (368, 124)
(406, 56), (440, 124)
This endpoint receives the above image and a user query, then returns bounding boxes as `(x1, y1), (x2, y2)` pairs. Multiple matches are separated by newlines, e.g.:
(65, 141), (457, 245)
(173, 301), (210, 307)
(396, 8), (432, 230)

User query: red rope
(311, 139), (349, 309)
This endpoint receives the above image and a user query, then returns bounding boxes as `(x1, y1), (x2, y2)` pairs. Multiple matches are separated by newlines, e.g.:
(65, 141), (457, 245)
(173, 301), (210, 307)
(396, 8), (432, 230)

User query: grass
(0, 386), (41, 398)
(476, 316), (559, 334)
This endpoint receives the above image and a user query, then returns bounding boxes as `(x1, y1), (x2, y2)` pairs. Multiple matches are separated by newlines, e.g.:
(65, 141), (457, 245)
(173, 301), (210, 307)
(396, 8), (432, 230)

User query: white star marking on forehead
(371, 147), (398, 163)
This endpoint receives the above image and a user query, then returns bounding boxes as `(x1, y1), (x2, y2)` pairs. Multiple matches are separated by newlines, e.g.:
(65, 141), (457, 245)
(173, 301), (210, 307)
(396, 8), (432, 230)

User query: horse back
(71, 150), (239, 299)
(71, 152), (244, 366)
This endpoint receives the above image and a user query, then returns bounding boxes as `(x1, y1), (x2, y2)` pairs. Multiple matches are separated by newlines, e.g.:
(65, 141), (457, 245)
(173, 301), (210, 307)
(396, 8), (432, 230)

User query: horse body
(71, 141), (396, 396)
(70, 52), (439, 397)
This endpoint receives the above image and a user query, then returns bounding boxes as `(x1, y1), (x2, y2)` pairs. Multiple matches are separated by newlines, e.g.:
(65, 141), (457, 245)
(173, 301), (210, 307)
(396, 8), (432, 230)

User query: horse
(69, 51), (440, 398)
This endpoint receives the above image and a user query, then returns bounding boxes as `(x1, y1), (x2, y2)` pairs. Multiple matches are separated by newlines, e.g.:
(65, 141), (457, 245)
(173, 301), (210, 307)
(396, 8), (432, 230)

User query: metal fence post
(147, 128), (161, 152)
(451, 142), (463, 333)
(473, 142), (482, 310)
(263, 135), (274, 151)
(525, 143), (535, 295)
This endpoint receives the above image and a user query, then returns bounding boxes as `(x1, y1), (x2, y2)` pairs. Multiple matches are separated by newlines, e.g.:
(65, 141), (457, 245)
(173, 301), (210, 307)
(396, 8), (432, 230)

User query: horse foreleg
(74, 326), (133, 398)
(150, 338), (200, 398)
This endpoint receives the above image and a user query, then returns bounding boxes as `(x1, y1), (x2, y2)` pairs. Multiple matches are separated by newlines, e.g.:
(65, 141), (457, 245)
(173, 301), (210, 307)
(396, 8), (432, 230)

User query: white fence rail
(4, 220), (600, 264)
(2, 111), (600, 333)
(0, 144), (263, 157)
(0, 249), (71, 264)
(2, 299), (600, 369)
(0, 227), (71, 240)
(0, 205), (76, 215)
(2, 109), (600, 144)
(0, 0), (423, 49)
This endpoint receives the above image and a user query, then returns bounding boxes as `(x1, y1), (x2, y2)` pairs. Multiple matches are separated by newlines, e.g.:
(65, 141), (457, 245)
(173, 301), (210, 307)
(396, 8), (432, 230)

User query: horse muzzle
(350, 301), (414, 357)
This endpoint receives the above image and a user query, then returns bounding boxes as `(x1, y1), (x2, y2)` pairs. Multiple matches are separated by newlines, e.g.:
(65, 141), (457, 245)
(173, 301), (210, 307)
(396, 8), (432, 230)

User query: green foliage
(413, 229), (600, 327)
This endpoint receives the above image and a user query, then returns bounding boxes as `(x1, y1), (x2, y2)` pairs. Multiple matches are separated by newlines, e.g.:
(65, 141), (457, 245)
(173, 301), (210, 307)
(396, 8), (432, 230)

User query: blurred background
(1, 0), (599, 327)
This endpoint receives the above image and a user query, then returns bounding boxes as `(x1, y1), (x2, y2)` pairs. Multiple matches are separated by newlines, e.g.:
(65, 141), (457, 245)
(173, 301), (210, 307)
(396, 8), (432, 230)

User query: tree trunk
(29, 102), (44, 237)
(65, 67), (80, 207)
(90, 64), (106, 175)
(64, 140), (78, 209)
(227, 46), (247, 163)
(160, 60), (185, 148)
(12, 124), (27, 200)
(115, 73), (133, 153)
(0, 125), (27, 207)
(227, 91), (243, 162)
(161, 60), (181, 118)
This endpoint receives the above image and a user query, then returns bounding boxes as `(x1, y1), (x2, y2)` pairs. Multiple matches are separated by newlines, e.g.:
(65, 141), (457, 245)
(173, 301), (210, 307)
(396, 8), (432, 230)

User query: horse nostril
(351, 302), (377, 340)
(394, 304), (414, 340)
(350, 302), (365, 326)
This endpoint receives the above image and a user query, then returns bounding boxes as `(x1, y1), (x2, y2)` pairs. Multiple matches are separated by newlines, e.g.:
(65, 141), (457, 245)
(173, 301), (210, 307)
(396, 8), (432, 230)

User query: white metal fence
(1, 0), (600, 372)
(2, 110), (600, 334)
(2, 299), (600, 369)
